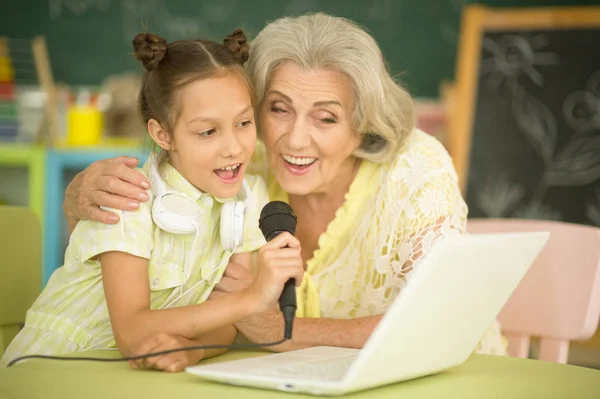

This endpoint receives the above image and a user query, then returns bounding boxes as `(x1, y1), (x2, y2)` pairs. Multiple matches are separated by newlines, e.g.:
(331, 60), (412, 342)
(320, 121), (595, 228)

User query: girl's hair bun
(132, 32), (168, 71)
(223, 29), (249, 64)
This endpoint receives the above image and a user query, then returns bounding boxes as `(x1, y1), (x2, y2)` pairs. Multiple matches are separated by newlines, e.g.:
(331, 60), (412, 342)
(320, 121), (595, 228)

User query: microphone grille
(259, 201), (297, 239)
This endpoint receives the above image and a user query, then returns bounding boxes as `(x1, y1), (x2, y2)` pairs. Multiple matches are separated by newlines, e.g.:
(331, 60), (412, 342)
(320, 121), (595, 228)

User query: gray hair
(246, 12), (415, 163)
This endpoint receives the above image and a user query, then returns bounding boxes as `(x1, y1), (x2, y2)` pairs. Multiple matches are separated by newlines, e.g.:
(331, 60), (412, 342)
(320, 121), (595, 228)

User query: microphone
(258, 201), (298, 340)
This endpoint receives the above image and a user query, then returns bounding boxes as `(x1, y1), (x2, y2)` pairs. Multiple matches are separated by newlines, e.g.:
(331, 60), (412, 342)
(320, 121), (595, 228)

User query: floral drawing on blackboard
(480, 34), (559, 95)
(563, 69), (600, 133)
(545, 130), (600, 187)
(476, 174), (524, 218)
(512, 89), (557, 168)
(476, 34), (600, 225)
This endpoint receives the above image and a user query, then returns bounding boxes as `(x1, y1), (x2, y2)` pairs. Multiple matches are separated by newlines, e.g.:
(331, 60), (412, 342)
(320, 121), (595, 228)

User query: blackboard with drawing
(3, 1), (596, 97)
(451, 5), (600, 226)
(0, 0), (468, 98)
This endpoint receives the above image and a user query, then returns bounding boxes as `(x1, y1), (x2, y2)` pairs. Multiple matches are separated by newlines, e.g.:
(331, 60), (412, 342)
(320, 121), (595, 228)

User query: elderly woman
(63, 13), (507, 356)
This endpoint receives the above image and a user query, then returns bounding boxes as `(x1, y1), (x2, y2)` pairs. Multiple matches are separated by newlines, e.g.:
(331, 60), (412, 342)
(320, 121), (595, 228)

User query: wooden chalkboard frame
(450, 4), (600, 194)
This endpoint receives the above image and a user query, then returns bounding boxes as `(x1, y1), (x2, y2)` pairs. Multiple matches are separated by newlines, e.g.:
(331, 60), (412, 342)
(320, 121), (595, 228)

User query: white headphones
(148, 153), (248, 251)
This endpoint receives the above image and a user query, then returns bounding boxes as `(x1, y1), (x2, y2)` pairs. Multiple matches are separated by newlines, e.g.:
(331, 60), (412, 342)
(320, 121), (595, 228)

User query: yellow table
(1, 350), (599, 398)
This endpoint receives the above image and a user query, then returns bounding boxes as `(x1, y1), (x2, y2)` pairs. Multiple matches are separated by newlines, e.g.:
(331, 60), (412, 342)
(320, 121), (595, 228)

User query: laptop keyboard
(249, 354), (357, 382)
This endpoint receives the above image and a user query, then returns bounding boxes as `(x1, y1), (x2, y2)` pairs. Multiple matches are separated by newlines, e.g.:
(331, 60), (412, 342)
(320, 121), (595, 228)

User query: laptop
(186, 232), (550, 396)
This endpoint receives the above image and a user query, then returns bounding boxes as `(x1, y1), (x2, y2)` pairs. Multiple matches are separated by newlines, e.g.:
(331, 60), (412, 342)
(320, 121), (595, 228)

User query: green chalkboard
(2, 0), (599, 97)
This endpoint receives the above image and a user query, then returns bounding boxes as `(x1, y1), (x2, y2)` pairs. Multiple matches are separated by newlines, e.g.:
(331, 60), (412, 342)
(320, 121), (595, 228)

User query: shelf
(49, 147), (149, 169)
(0, 141), (151, 285)
(43, 147), (149, 284)
(0, 143), (45, 166)
(0, 143), (45, 226)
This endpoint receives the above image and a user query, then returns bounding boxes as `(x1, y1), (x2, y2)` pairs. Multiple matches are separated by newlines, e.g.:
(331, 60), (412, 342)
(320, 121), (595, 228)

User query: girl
(0, 30), (304, 372)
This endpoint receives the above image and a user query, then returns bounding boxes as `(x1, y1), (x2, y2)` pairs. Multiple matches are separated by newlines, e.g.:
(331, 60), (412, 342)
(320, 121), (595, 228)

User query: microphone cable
(7, 337), (288, 368)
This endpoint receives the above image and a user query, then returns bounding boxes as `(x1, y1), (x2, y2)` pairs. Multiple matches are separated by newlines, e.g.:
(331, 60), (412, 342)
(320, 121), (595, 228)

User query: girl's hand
(128, 333), (204, 372)
(244, 232), (304, 313)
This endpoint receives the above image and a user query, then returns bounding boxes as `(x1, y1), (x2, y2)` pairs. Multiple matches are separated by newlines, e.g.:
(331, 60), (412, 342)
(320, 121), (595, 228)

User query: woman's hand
(210, 259), (254, 298)
(128, 333), (204, 372)
(64, 156), (151, 225)
(234, 309), (288, 350)
(243, 232), (304, 313)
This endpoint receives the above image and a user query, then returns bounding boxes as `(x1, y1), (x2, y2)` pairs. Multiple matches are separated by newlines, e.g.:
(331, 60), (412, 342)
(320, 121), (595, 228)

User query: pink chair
(466, 218), (600, 364)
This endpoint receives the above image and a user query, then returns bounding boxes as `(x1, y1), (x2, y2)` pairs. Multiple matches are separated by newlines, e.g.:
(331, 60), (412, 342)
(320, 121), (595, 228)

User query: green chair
(0, 206), (41, 357)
